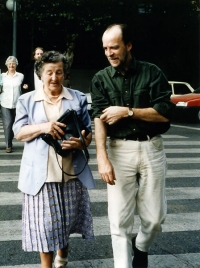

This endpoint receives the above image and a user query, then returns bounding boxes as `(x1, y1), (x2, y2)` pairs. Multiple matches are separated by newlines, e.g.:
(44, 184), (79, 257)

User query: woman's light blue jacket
(13, 87), (95, 196)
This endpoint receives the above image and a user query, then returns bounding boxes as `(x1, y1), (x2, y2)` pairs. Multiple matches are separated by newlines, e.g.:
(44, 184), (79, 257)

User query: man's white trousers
(107, 136), (167, 268)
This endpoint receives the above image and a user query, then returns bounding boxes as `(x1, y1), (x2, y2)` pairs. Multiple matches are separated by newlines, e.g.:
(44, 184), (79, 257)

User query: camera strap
(55, 150), (88, 177)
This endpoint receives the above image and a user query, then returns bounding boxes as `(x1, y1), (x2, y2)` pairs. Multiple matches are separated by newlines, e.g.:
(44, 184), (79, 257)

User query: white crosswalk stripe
(1, 211), (200, 242)
(0, 119), (200, 267)
(1, 187), (200, 206)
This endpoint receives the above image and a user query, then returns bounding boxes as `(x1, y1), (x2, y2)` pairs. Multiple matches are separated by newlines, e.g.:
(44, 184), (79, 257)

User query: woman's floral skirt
(22, 178), (94, 252)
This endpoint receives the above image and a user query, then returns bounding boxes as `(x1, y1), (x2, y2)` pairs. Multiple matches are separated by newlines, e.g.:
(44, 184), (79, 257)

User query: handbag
(41, 109), (90, 176)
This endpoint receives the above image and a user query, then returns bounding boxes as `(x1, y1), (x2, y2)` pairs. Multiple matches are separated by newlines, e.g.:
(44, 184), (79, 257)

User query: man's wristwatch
(128, 107), (134, 117)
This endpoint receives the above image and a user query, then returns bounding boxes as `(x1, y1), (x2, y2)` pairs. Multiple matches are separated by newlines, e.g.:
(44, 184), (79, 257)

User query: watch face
(128, 109), (133, 116)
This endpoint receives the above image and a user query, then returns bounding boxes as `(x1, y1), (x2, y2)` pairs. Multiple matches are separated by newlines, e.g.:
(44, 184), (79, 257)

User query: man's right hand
(97, 157), (116, 185)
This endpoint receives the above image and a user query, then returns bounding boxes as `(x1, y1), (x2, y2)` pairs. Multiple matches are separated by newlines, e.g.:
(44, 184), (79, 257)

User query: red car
(169, 81), (200, 123)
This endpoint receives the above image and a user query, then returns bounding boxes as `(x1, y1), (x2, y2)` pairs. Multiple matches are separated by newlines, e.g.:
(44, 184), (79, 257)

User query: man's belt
(110, 133), (152, 142)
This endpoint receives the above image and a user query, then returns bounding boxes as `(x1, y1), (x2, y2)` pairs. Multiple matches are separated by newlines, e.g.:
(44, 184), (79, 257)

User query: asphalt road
(0, 113), (200, 267)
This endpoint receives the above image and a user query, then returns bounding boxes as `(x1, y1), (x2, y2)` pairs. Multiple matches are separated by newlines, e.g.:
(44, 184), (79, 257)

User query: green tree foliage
(0, 0), (199, 85)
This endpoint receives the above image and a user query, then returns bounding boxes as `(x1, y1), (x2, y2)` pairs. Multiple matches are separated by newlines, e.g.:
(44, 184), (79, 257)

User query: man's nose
(106, 49), (113, 57)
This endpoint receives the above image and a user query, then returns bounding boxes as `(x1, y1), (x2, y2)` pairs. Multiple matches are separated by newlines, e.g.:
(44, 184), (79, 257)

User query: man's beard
(114, 52), (129, 72)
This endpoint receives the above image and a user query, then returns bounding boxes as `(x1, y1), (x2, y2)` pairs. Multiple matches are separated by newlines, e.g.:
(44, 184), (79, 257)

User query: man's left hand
(100, 106), (128, 125)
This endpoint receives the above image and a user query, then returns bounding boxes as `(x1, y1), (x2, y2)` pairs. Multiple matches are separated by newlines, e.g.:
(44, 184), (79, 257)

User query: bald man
(90, 24), (175, 268)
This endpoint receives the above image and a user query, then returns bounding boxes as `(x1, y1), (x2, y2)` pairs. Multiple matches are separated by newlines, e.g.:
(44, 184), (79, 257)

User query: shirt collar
(6, 71), (17, 77)
(110, 58), (137, 78)
(34, 86), (73, 101)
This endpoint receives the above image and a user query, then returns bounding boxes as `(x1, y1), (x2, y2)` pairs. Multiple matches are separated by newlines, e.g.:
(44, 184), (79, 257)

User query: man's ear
(127, 42), (132, 52)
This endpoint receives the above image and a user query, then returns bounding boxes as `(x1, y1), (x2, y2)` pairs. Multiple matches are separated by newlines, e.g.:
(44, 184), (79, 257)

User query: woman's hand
(61, 131), (92, 151)
(40, 121), (66, 140)
(15, 121), (66, 141)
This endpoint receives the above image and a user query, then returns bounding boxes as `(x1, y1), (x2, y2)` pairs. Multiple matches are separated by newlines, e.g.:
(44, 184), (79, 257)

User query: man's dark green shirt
(90, 59), (175, 138)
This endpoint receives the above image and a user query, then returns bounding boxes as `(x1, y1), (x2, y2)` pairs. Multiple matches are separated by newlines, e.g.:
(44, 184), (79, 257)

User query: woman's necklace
(43, 90), (61, 102)
(7, 72), (15, 77)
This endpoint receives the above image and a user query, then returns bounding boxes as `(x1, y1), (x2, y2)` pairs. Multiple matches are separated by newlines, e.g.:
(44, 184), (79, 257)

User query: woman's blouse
(1, 72), (24, 109)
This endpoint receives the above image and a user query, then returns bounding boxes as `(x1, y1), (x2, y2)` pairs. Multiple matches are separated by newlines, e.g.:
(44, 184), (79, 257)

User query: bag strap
(55, 150), (88, 177)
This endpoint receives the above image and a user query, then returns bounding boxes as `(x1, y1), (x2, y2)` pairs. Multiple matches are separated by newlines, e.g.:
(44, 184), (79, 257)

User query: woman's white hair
(5, 56), (18, 66)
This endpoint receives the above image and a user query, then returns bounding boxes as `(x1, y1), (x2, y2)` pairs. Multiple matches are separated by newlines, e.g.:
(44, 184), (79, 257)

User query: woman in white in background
(1, 56), (24, 153)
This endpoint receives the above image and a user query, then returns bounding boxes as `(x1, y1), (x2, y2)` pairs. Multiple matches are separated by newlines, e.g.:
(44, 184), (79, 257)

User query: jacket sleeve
(13, 97), (29, 136)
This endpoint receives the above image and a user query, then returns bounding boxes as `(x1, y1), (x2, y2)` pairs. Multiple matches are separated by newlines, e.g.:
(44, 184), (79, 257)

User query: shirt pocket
(133, 88), (150, 108)
(108, 92), (123, 106)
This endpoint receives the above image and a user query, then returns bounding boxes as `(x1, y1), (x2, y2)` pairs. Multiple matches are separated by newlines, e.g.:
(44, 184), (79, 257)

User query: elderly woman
(1, 56), (24, 153)
(13, 51), (95, 268)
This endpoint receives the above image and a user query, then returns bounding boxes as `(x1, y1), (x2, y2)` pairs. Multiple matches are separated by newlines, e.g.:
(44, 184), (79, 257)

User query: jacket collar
(34, 86), (73, 102)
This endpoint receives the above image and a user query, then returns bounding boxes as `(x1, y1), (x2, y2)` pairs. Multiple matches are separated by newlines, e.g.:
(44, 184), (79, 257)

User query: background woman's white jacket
(1, 72), (24, 108)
